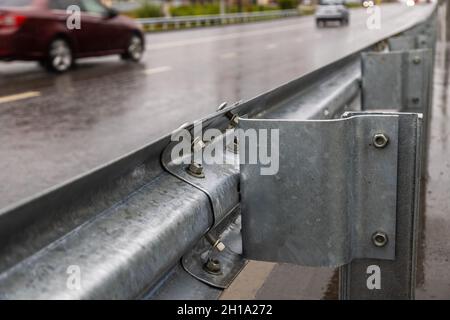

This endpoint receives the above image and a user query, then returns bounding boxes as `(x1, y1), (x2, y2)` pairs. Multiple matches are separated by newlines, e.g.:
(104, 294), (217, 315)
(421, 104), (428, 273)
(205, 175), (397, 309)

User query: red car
(0, 0), (145, 72)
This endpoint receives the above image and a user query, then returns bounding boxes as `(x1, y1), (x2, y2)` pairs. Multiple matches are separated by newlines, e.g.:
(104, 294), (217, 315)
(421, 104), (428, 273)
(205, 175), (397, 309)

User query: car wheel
(46, 38), (73, 73)
(316, 20), (323, 28)
(122, 34), (144, 62)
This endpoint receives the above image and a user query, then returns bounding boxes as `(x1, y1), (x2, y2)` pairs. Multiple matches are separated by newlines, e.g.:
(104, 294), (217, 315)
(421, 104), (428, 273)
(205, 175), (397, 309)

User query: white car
(315, 0), (350, 27)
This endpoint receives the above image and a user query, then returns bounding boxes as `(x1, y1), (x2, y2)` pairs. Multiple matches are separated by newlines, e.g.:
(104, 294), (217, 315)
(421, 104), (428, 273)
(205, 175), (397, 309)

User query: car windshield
(0, 0), (32, 7)
(319, 0), (345, 5)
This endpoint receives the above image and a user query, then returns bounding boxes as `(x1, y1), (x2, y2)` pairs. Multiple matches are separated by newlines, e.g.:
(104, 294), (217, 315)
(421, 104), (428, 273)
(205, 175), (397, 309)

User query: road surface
(1, 2), (447, 300)
(0, 3), (434, 208)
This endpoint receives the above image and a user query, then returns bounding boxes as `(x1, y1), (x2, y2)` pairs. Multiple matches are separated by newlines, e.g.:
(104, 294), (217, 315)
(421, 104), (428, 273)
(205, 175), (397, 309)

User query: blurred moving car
(0, 0), (145, 72)
(315, 0), (350, 27)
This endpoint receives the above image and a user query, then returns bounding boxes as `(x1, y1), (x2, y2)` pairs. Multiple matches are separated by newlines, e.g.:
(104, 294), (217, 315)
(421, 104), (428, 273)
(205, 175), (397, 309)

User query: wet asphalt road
(415, 2), (450, 299)
(0, 3), (435, 209)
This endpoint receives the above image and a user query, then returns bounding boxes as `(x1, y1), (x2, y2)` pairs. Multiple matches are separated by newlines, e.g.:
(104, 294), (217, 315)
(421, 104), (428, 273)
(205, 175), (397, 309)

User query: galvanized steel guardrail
(0, 4), (439, 300)
(136, 9), (300, 30)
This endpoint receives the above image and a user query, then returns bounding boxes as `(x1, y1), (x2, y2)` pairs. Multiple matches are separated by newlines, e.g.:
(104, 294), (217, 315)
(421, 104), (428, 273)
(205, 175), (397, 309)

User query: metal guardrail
(136, 9), (300, 30)
(0, 4), (438, 300)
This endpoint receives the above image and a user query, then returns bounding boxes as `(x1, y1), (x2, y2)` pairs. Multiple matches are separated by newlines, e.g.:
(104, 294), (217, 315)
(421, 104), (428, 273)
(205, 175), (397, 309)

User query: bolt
(228, 136), (239, 154)
(373, 133), (389, 148)
(412, 97), (420, 104)
(413, 56), (421, 64)
(372, 231), (389, 247)
(204, 258), (222, 275)
(191, 137), (206, 152)
(226, 114), (239, 128)
(217, 102), (228, 111)
(187, 162), (205, 178)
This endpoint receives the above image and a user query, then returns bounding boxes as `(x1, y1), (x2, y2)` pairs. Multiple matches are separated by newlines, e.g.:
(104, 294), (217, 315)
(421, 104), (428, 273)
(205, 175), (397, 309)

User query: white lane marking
(144, 66), (172, 75)
(146, 23), (306, 51)
(265, 43), (278, 50)
(220, 52), (237, 59)
(0, 91), (41, 105)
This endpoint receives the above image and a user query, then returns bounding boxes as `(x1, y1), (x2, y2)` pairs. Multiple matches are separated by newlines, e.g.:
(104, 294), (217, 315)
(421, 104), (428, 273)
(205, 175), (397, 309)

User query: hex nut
(187, 162), (205, 178)
(204, 258), (222, 275)
(372, 231), (388, 247)
(373, 133), (389, 148)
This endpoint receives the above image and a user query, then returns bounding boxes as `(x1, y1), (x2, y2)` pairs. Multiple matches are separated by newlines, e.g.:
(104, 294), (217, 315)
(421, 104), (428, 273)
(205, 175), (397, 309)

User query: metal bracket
(362, 49), (433, 114)
(388, 34), (432, 52)
(181, 213), (247, 289)
(340, 112), (422, 299)
(239, 113), (404, 267)
(161, 127), (239, 227)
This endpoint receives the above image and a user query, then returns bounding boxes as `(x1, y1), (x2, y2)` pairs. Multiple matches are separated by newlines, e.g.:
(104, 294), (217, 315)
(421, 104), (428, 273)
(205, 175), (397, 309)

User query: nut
(372, 231), (388, 247)
(373, 133), (389, 148)
(187, 162), (205, 178)
(204, 258), (221, 275)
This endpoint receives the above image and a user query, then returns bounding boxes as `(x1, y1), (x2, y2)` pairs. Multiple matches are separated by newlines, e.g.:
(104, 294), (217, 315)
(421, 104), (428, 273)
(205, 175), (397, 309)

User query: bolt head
(192, 137), (206, 152)
(373, 133), (389, 148)
(413, 56), (421, 64)
(372, 231), (388, 247)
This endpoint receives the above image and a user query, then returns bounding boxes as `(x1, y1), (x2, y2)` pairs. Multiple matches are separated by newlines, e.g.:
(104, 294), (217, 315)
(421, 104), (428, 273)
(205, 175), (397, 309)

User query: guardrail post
(361, 49), (433, 114)
(340, 42), (434, 300)
(239, 112), (423, 301)
(339, 112), (422, 299)
(361, 48), (433, 175)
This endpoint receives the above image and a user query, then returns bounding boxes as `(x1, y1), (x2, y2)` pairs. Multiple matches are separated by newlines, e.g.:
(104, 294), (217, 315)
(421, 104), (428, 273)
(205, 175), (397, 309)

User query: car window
(0, 0), (32, 7)
(80, 0), (109, 16)
(49, 0), (82, 10)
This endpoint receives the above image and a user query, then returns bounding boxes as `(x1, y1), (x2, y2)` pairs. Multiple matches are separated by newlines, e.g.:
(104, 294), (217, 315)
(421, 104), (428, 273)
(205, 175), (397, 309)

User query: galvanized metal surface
(181, 213), (246, 289)
(0, 4), (438, 299)
(161, 131), (239, 226)
(0, 46), (362, 299)
(362, 49), (433, 113)
(239, 114), (399, 267)
(388, 35), (418, 52)
(340, 112), (423, 299)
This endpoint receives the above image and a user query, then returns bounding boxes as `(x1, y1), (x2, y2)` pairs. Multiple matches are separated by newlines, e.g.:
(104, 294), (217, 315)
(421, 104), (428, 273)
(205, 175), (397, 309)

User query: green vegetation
(130, 3), (162, 18)
(170, 3), (220, 16)
(298, 4), (315, 15)
(170, 3), (279, 17)
(345, 2), (363, 9)
(277, 0), (298, 10)
(129, 2), (289, 19)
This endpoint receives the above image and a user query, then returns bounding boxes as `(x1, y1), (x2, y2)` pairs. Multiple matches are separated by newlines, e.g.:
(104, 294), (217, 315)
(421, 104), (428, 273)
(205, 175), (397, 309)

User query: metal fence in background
(136, 9), (300, 30)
